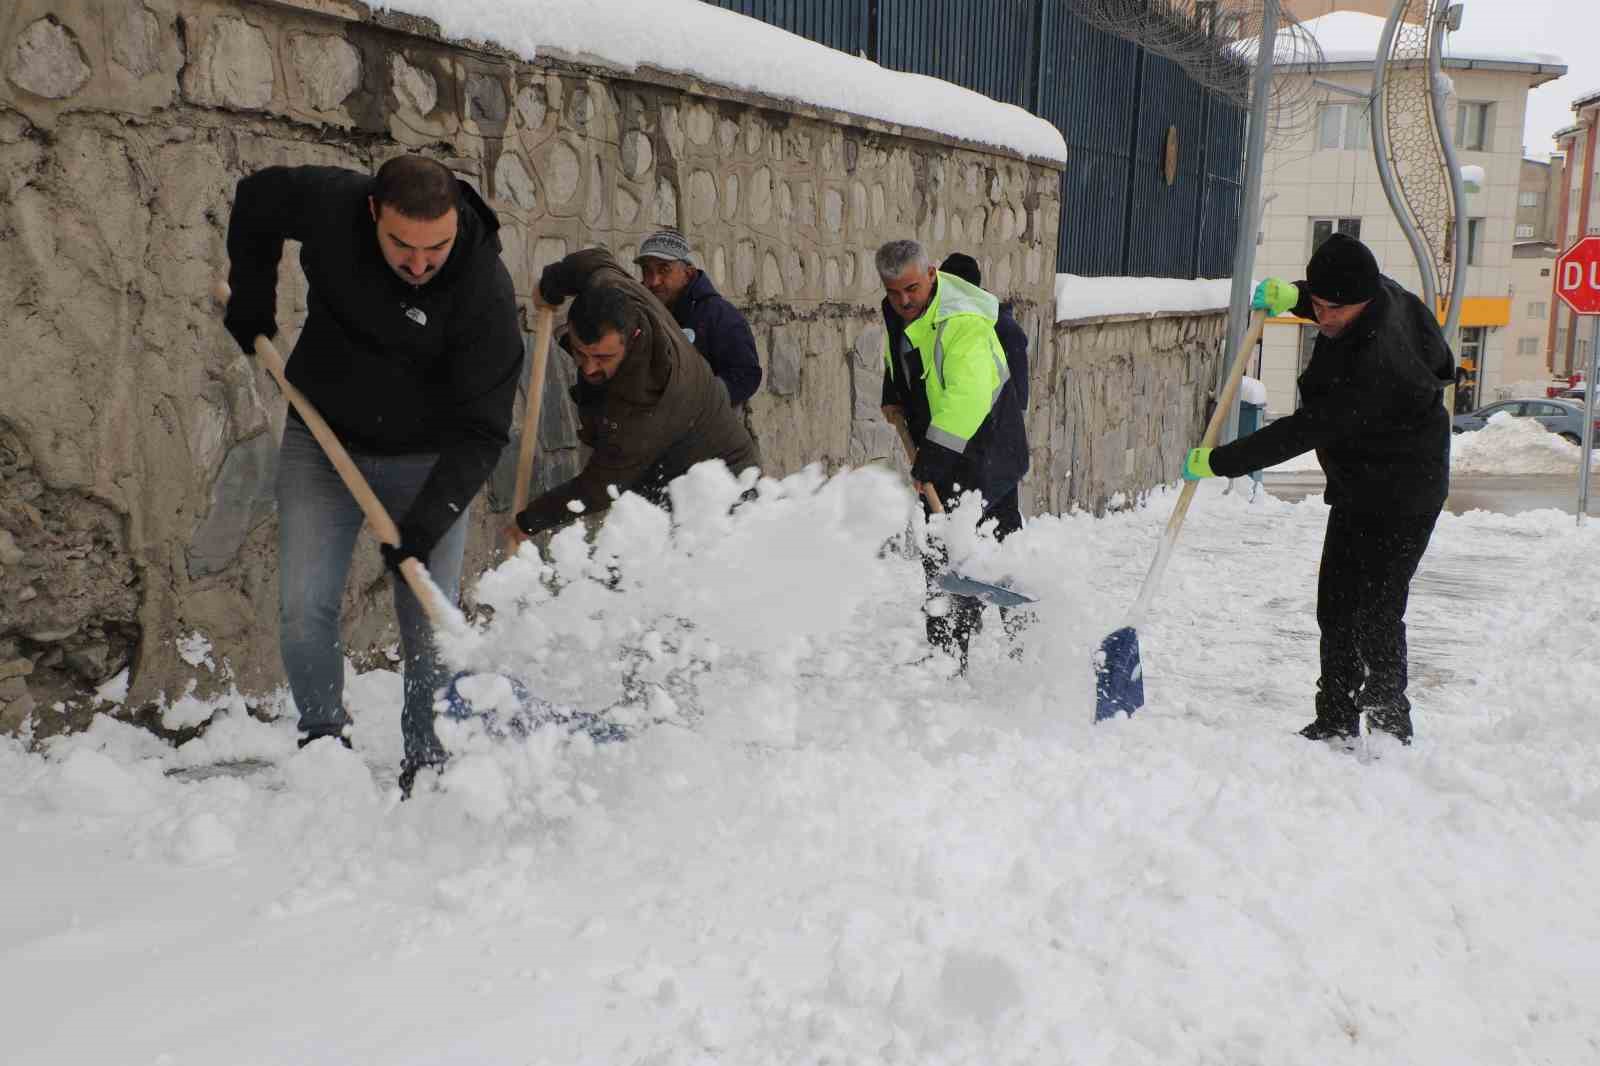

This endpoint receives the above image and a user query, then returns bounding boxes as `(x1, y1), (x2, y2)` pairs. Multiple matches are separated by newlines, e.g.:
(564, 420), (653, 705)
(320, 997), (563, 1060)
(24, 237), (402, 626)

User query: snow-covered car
(1451, 398), (1598, 444)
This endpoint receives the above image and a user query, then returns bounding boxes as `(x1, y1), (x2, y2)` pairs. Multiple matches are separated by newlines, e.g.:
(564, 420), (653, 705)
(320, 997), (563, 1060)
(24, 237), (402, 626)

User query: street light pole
(1579, 314), (1600, 527)
(1219, 0), (1278, 448)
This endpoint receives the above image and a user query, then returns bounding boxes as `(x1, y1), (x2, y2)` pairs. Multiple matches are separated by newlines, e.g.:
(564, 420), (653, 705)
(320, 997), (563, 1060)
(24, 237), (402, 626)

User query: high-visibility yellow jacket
(881, 272), (1029, 503)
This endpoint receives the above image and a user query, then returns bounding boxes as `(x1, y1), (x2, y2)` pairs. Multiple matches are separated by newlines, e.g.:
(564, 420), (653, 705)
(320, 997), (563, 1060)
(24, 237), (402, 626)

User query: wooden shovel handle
(1126, 308), (1267, 624)
(887, 411), (945, 514)
(213, 279), (452, 626)
(503, 304), (555, 555)
(1160, 309), (1267, 539)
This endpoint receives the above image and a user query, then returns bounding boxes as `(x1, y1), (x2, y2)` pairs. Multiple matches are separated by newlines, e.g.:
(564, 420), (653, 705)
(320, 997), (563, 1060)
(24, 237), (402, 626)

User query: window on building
(1467, 217), (1485, 265)
(1528, 301), (1547, 319)
(1317, 103), (1370, 150)
(1455, 102), (1492, 151)
(1515, 224), (1536, 239)
(1557, 326), (1568, 352)
(1310, 217), (1362, 255)
(1519, 191), (1540, 208)
(1541, 267), (1552, 277)
(1518, 337), (1540, 356)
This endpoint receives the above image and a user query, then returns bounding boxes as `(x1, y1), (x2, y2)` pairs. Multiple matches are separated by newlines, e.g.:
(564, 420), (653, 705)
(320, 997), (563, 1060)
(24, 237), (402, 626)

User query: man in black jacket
(634, 229), (763, 406)
(223, 155), (522, 790)
(1181, 234), (1455, 745)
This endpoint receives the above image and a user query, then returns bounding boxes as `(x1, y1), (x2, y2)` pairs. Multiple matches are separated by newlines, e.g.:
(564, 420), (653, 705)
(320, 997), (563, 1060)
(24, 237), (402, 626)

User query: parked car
(1452, 398), (1599, 444)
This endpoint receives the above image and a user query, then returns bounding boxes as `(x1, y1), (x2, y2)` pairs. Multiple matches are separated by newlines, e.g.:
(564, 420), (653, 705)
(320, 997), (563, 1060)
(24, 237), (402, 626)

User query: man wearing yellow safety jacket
(876, 239), (1029, 670)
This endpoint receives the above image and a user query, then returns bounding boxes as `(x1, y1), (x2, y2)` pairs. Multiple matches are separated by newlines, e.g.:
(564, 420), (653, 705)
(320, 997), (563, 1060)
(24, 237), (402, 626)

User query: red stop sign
(1555, 236), (1600, 315)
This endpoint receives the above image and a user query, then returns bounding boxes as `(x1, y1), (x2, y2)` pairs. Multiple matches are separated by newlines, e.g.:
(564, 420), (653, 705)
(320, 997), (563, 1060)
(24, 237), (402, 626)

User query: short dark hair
(568, 286), (637, 345)
(372, 155), (458, 220)
(939, 252), (982, 286)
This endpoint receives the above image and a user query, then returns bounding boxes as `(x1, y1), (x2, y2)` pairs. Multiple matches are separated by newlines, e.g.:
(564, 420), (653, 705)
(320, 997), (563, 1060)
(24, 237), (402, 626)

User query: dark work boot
(1302, 682), (1360, 745)
(297, 728), (352, 750)
(398, 755), (447, 799)
(1298, 716), (1358, 743)
(1364, 703), (1414, 745)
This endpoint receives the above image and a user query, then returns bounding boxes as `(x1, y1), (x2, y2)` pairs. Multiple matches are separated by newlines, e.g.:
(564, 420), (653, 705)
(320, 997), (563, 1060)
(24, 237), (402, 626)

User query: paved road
(1262, 471), (1600, 517)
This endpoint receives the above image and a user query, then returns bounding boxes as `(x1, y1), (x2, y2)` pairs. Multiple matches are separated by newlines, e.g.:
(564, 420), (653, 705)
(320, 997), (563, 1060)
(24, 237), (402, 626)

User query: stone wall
(1036, 311), (1229, 514)
(0, 0), (1068, 733)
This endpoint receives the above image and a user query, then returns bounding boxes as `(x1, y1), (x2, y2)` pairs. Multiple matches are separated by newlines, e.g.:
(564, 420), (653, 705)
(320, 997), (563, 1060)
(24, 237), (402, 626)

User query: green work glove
(1251, 277), (1300, 316)
(1181, 447), (1215, 481)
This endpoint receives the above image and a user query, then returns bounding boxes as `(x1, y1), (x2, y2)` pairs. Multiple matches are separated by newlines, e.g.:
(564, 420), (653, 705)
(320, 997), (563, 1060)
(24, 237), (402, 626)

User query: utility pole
(1218, 0), (1278, 446)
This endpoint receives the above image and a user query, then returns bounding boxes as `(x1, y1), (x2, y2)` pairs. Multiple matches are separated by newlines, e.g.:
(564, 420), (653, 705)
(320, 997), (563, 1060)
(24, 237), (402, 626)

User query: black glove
(224, 292), (276, 356)
(539, 258), (580, 307)
(379, 527), (434, 574)
(514, 507), (545, 538)
(910, 437), (961, 488)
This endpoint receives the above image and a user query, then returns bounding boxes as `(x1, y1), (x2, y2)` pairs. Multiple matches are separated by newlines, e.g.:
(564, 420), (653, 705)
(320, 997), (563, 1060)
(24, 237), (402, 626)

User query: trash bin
(1237, 402), (1265, 484)
(1237, 375), (1268, 484)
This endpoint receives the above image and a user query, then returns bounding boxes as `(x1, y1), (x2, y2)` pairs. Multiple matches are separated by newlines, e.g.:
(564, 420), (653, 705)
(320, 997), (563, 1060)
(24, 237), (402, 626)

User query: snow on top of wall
(1239, 12), (1564, 69)
(369, 0), (1068, 164)
(1055, 274), (1233, 322)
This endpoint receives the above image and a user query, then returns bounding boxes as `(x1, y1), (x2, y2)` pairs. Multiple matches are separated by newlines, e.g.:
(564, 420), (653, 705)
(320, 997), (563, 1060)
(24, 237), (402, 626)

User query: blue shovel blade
(1093, 625), (1145, 721)
(936, 571), (1038, 608)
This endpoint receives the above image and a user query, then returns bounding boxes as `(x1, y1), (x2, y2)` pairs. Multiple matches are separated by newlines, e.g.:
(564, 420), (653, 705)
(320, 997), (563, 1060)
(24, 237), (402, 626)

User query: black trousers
(923, 488), (1023, 665)
(1314, 507), (1439, 738)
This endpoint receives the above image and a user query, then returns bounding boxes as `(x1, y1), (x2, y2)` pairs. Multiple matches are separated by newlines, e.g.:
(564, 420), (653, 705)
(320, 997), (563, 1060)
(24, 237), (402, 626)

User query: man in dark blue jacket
(223, 155), (522, 794)
(635, 229), (762, 406)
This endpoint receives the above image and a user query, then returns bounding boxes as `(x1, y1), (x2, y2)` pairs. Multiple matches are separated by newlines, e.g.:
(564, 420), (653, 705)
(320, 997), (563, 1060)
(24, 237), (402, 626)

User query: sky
(1446, 0), (1597, 159)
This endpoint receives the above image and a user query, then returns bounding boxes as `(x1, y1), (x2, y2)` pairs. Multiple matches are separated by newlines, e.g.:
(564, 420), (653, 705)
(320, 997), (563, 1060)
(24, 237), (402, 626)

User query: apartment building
(1549, 92), (1600, 381)
(1494, 159), (1560, 401)
(1250, 12), (1565, 416)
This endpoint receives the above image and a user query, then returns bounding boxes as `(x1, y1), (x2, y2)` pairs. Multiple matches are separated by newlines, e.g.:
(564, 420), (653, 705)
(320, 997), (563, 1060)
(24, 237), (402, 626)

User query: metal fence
(703, 0), (1245, 279)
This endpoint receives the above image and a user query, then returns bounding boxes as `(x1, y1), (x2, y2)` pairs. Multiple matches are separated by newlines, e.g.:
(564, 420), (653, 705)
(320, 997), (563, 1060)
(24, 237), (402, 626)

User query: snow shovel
(1093, 309), (1267, 721)
(888, 413), (1037, 610)
(500, 304), (555, 557)
(212, 280), (609, 740)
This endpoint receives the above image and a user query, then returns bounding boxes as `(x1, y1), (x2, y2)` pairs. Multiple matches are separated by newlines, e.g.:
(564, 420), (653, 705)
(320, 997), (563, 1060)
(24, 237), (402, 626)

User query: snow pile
(369, 0), (1068, 163)
(7, 474), (1600, 1063)
(1055, 274), (1232, 322)
(1451, 410), (1585, 474)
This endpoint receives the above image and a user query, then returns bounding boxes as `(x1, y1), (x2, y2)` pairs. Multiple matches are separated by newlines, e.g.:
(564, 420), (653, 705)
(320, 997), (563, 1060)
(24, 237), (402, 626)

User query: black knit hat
(939, 252), (982, 287)
(1306, 233), (1379, 305)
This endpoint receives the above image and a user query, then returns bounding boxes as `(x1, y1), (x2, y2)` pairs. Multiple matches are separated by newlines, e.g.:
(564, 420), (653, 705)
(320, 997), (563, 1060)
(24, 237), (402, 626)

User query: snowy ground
(5, 464), (1600, 1065)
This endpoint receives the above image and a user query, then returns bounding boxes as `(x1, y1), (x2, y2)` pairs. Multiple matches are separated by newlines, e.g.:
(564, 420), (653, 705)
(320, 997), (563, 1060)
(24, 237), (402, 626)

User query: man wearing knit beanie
(1177, 233), (1456, 749)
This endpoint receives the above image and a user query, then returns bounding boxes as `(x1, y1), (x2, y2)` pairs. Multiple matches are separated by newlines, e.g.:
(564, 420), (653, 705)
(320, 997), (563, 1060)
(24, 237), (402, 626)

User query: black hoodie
(1209, 276), (1456, 514)
(226, 165), (523, 555)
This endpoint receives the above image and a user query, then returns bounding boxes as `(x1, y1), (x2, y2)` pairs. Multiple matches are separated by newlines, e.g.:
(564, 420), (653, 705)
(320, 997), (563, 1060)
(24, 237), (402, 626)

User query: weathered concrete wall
(1038, 311), (1229, 514)
(0, 0), (1069, 733)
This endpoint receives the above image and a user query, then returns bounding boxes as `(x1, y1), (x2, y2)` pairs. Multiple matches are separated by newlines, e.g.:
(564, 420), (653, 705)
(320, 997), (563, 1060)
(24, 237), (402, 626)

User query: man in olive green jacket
(510, 247), (761, 539)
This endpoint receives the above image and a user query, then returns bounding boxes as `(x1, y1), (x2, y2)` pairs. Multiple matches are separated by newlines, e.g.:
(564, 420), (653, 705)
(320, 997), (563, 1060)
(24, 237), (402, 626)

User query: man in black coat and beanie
(1180, 234), (1455, 745)
(223, 155), (523, 793)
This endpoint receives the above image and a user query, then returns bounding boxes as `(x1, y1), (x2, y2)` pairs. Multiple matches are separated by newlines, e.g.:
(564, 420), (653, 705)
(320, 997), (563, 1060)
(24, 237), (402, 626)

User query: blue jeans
(275, 418), (468, 766)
